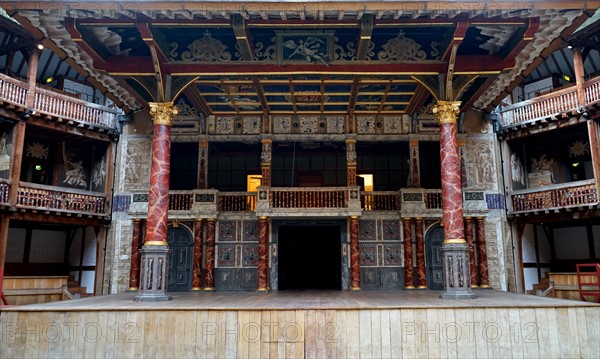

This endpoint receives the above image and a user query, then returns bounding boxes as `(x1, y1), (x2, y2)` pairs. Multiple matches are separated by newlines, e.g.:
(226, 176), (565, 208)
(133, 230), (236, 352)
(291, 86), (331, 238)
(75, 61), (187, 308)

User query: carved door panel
(167, 227), (193, 292)
(426, 225), (444, 290)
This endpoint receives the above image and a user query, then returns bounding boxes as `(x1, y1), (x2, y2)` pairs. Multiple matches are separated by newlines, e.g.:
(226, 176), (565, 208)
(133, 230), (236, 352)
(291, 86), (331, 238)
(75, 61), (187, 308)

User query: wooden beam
(232, 13), (254, 61)
(356, 14), (374, 61)
(64, 18), (107, 67)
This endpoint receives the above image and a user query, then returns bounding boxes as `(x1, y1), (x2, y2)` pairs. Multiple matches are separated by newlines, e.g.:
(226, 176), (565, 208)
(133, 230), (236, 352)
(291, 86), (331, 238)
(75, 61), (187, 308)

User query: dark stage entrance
(278, 225), (342, 290)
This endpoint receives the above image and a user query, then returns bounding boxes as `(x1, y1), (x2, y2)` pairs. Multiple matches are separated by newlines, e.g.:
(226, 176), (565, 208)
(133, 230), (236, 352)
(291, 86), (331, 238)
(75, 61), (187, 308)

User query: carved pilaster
(261, 138), (272, 187)
(198, 140), (208, 189)
(346, 139), (357, 186)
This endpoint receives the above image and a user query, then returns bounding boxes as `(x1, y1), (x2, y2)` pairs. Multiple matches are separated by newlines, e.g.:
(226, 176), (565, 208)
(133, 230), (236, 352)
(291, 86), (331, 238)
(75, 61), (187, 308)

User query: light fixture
(36, 43), (44, 50)
(567, 45), (573, 49)
(572, 163), (580, 167)
(45, 77), (53, 83)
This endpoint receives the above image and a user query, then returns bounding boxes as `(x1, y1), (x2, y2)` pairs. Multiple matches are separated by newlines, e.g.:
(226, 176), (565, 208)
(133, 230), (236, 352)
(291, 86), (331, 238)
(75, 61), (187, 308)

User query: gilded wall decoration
(334, 37), (358, 60)
(253, 37), (276, 61)
(357, 116), (376, 134)
(243, 117), (261, 134)
(26, 142), (49, 159)
(174, 97), (198, 117)
(326, 116), (345, 134)
(216, 117), (235, 134)
(377, 31), (427, 61)
(179, 31), (232, 62)
(568, 140), (590, 157)
(281, 35), (330, 65)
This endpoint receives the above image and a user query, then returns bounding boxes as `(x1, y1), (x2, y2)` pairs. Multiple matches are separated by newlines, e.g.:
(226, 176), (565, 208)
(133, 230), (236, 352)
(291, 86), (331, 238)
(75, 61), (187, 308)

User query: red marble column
(415, 218), (426, 288)
(203, 218), (217, 290)
(144, 102), (178, 245)
(192, 219), (204, 290)
(464, 217), (478, 288)
(257, 216), (270, 291)
(128, 219), (143, 290)
(349, 216), (361, 290)
(476, 217), (490, 288)
(434, 101), (475, 299)
(402, 218), (414, 289)
(135, 102), (178, 302)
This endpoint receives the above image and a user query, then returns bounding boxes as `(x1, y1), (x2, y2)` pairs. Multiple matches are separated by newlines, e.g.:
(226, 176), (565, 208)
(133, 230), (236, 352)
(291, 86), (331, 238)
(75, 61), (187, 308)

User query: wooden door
(167, 226), (193, 292)
(425, 225), (444, 290)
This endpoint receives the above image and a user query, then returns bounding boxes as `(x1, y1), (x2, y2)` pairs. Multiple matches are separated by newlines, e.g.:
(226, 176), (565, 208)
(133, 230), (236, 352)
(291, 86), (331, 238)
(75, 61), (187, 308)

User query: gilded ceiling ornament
(378, 31), (427, 61)
(432, 101), (461, 124)
(181, 31), (232, 62)
(282, 37), (329, 65)
(175, 98), (198, 117)
(149, 102), (178, 126)
(418, 103), (436, 116)
(253, 38), (276, 61)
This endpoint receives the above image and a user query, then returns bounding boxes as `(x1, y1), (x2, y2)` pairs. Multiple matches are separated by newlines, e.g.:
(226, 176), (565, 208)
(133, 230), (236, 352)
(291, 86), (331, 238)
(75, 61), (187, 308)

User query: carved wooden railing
(269, 187), (348, 208)
(0, 72), (119, 130)
(16, 182), (107, 215)
(168, 192), (194, 211)
(361, 191), (400, 211)
(509, 180), (598, 213)
(218, 192), (257, 212)
(498, 75), (600, 128)
(424, 190), (443, 209)
(0, 74), (28, 106)
(0, 179), (9, 204)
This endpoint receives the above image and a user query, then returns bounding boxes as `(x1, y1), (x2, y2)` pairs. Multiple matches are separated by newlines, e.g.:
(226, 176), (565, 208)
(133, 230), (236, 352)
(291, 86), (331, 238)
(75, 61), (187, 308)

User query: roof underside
(3, 1), (597, 115)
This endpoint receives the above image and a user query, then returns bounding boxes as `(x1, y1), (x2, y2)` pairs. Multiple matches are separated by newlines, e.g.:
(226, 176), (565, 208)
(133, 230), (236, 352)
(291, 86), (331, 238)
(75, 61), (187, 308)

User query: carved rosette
(149, 102), (178, 127)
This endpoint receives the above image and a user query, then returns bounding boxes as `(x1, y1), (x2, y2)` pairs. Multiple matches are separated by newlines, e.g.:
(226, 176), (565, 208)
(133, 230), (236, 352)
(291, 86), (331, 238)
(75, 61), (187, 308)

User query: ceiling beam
(64, 18), (107, 67)
(232, 13), (254, 61)
(356, 14), (374, 61)
(137, 22), (169, 101)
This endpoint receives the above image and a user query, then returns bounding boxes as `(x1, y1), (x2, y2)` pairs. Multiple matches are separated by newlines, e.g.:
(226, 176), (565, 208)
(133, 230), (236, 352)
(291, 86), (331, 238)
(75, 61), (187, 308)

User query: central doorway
(278, 225), (342, 290)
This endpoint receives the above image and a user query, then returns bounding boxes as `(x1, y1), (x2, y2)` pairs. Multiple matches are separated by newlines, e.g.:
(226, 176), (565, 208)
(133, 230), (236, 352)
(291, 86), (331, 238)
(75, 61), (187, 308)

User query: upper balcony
(0, 179), (109, 219)
(0, 73), (120, 134)
(497, 75), (600, 134)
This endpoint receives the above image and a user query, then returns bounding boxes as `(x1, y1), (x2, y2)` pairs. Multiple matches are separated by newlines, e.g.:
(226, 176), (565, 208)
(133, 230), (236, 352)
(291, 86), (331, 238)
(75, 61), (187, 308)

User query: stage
(1, 290), (599, 358)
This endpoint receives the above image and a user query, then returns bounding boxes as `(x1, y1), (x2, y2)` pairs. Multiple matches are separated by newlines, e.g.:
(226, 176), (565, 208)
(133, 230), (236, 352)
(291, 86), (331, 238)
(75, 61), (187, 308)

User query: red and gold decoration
(128, 219), (143, 290)
(415, 218), (426, 288)
(349, 215), (361, 290)
(476, 217), (490, 288)
(257, 216), (270, 291)
(464, 217), (478, 288)
(192, 219), (204, 290)
(203, 218), (217, 290)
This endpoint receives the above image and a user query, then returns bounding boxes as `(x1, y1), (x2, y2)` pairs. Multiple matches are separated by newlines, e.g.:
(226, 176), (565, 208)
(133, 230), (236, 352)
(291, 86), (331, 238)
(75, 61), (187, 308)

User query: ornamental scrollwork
(432, 101), (461, 124)
(378, 31), (427, 61)
(149, 102), (179, 126)
(180, 31), (232, 62)
(175, 98), (198, 117)
(254, 38), (276, 61)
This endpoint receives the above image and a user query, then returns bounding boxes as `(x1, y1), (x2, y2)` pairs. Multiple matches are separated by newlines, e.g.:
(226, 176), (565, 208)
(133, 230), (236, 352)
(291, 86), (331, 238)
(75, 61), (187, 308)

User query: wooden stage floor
(1, 290), (599, 358)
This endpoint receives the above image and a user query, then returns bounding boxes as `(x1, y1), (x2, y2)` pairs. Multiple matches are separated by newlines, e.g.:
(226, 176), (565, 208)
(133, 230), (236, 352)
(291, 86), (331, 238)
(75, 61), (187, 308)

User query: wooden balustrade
(0, 180), (8, 204)
(361, 192), (400, 211)
(0, 74), (28, 106)
(424, 190), (443, 209)
(269, 188), (348, 208)
(218, 192), (256, 212)
(168, 192), (194, 211)
(498, 75), (600, 128)
(0, 73), (119, 130)
(16, 182), (106, 215)
(510, 180), (598, 213)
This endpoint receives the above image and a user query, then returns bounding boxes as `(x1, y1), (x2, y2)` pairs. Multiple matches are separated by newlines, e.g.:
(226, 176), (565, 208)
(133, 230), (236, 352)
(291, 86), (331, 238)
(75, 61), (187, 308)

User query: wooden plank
(389, 309), (402, 359)
(81, 311), (98, 359)
(294, 309), (306, 359)
(400, 309), (416, 359)
(205, 310), (218, 359)
(171, 311), (186, 359)
(305, 309), (317, 359)
(565, 308), (581, 358)
(335, 309), (348, 359)
(453, 309), (469, 359)
(325, 310), (337, 359)
(237, 310), (250, 359)
(183, 310), (196, 358)
(415, 309), (429, 358)
(248, 310), (262, 359)
(484, 307), (500, 359)
(545, 308), (561, 359)
(345, 310), (360, 359)
(556, 308), (572, 357)
(584, 307), (600, 359)
(443, 309), (457, 359)
(195, 309), (209, 358)
(21, 311), (41, 359)
(259, 310), (270, 359)
(104, 310), (118, 359)
(380, 309), (391, 359)
(358, 308), (372, 359)
(574, 307), (590, 359)
(508, 307), (523, 358)
(94, 311), (109, 359)
(370, 309), (382, 359)
(268, 310), (280, 359)
(520, 308), (539, 357)
(426, 308), (440, 359)
(472, 308), (488, 359)
(224, 310), (238, 359)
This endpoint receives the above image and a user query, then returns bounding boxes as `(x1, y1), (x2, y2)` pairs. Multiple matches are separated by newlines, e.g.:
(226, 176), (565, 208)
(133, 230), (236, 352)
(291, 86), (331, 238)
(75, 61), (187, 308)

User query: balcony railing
(269, 187), (348, 208)
(218, 192), (257, 212)
(498, 75), (600, 128)
(0, 73), (119, 130)
(0, 179), (9, 204)
(509, 179), (598, 213)
(424, 190), (443, 209)
(16, 182), (107, 215)
(361, 191), (400, 211)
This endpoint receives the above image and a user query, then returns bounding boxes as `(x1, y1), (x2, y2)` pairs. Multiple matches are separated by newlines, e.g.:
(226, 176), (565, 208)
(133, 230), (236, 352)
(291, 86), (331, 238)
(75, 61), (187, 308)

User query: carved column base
(134, 245), (172, 302)
(439, 243), (477, 300)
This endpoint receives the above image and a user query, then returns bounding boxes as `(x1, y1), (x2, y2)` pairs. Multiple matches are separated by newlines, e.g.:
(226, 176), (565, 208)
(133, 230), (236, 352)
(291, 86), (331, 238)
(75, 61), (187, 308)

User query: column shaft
(349, 216), (361, 290)
(464, 217), (478, 287)
(402, 218), (414, 289)
(192, 219), (204, 290)
(415, 218), (426, 288)
(0, 217), (9, 304)
(203, 219), (216, 290)
(257, 217), (270, 291)
(476, 217), (490, 288)
(128, 219), (143, 290)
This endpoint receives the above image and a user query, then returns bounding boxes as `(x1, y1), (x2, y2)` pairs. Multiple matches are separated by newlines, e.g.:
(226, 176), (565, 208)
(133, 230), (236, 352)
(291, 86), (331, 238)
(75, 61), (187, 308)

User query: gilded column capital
(149, 102), (178, 126)
(433, 101), (461, 124)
